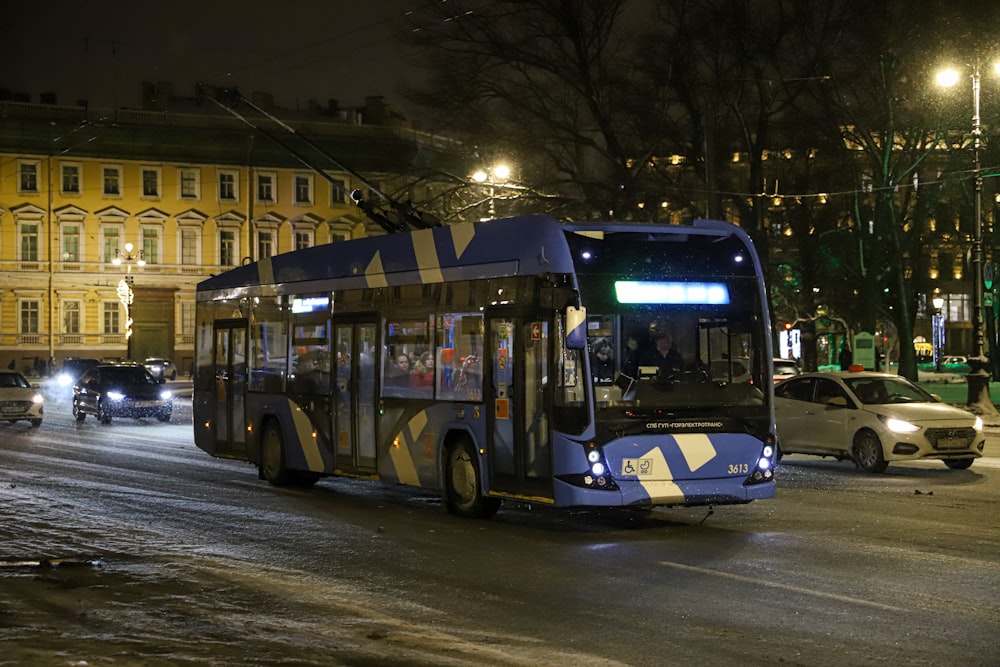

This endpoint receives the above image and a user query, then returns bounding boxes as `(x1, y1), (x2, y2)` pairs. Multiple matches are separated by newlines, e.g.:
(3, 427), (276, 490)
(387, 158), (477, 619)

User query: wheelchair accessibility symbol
(622, 458), (653, 476)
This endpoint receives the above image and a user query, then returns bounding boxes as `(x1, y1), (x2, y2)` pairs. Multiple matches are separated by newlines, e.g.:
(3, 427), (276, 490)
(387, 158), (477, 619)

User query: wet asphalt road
(0, 393), (998, 666)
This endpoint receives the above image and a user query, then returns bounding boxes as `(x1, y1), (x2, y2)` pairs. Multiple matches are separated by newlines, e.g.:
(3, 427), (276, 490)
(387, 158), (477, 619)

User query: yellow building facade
(0, 99), (457, 375)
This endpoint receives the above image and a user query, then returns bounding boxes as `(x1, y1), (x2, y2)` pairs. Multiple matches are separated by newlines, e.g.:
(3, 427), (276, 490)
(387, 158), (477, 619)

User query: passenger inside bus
(411, 351), (434, 391)
(384, 353), (411, 387)
(590, 338), (615, 383)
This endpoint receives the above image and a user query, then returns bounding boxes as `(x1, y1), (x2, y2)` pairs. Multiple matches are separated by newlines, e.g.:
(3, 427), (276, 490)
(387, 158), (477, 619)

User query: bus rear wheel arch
(444, 438), (500, 519)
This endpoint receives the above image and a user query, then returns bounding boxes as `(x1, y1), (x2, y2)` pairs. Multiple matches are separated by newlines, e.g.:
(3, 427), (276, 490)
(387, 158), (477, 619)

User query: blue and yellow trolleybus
(193, 215), (777, 517)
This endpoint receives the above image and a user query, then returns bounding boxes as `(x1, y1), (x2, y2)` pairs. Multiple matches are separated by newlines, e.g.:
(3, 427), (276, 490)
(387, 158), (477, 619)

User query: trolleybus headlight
(746, 435), (778, 485)
(557, 443), (620, 491)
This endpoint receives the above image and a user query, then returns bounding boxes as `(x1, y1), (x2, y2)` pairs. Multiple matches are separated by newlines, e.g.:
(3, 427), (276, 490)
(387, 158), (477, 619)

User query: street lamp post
(933, 292), (945, 373)
(113, 242), (145, 360)
(938, 61), (996, 409)
(471, 163), (512, 220)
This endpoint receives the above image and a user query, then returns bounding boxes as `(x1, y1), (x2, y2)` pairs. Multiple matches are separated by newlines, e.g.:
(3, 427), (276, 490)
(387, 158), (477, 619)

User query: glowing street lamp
(472, 163), (512, 219)
(937, 60), (1000, 407)
(113, 242), (145, 360)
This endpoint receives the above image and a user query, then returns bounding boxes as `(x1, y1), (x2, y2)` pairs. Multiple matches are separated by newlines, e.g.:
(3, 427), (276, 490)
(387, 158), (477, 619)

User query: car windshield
(0, 373), (29, 388)
(774, 361), (799, 375)
(844, 376), (934, 405)
(102, 367), (156, 385)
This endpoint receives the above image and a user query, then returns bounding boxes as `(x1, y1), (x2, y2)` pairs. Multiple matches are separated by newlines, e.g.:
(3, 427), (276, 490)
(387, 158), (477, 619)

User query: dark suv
(72, 363), (173, 424)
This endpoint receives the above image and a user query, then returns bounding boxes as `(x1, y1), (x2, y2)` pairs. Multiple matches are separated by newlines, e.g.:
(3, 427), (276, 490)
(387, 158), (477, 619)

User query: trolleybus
(193, 215), (777, 517)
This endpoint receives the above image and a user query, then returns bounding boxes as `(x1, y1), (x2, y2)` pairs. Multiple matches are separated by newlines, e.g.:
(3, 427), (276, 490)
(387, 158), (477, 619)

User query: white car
(773, 358), (800, 383)
(0, 370), (44, 427)
(144, 358), (178, 380)
(774, 371), (984, 472)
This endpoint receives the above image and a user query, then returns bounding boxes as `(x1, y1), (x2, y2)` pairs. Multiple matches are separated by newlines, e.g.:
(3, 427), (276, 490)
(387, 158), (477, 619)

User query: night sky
(1, 1), (422, 113)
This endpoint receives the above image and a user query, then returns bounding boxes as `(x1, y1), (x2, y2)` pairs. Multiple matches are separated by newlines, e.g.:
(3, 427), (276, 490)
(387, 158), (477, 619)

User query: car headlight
(107, 391), (125, 401)
(32, 393), (44, 404)
(57, 373), (73, 387)
(160, 390), (173, 400)
(884, 416), (920, 434)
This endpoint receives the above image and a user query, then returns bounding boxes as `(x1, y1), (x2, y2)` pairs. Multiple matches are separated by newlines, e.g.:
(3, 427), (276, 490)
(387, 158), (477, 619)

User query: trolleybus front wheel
(445, 439), (500, 519)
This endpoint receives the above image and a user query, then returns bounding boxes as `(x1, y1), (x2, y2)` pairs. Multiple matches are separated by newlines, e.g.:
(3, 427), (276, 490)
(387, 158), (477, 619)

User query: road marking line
(658, 561), (905, 612)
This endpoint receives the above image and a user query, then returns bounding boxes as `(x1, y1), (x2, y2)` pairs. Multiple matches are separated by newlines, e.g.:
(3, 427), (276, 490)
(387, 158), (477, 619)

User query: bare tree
(400, 0), (672, 219)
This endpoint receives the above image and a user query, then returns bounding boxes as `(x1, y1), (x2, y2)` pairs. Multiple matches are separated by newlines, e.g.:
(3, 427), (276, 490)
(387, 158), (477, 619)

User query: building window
(20, 300), (40, 334)
(179, 167), (200, 200)
(219, 170), (238, 202)
(943, 293), (970, 322)
(257, 230), (275, 259)
(63, 301), (81, 334)
(295, 230), (312, 250)
(62, 224), (81, 262)
(330, 178), (348, 204)
(328, 228), (351, 243)
(220, 230), (237, 266)
(257, 172), (276, 202)
(142, 168), (160, 197)
(102, 226), (121, 263)
(61, 164), (81, 194)
(181, 302), (195, 336)
(180, 228), (199, 265)
(103, 301), (121, 334)
(18, 161), (39, 193)
(20, 224), (39, 261)
(142, 227), (159, 264)
(103, 166), (122, 196)
(294, 174), (313, 205)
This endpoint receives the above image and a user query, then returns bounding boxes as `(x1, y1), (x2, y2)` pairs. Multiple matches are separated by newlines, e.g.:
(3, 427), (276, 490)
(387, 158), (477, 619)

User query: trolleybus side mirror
(565, 306), (587, 349)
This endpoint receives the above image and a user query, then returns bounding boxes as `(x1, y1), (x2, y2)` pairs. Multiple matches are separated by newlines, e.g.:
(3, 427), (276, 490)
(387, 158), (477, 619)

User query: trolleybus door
(213, 319), (247, 457)
(333, 320), (378, 474)
(486, 315), (554, 502)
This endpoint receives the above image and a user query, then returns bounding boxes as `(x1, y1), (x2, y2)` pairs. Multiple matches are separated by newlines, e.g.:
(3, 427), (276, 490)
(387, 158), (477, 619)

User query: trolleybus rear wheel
(260, 421), (293, 486)
(445, 439), (500, 519)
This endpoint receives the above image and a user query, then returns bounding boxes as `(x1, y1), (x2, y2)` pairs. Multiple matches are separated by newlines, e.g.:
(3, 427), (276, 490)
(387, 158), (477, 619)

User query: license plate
(938, 437), (968, 449)
(132, 400), (159, 408)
